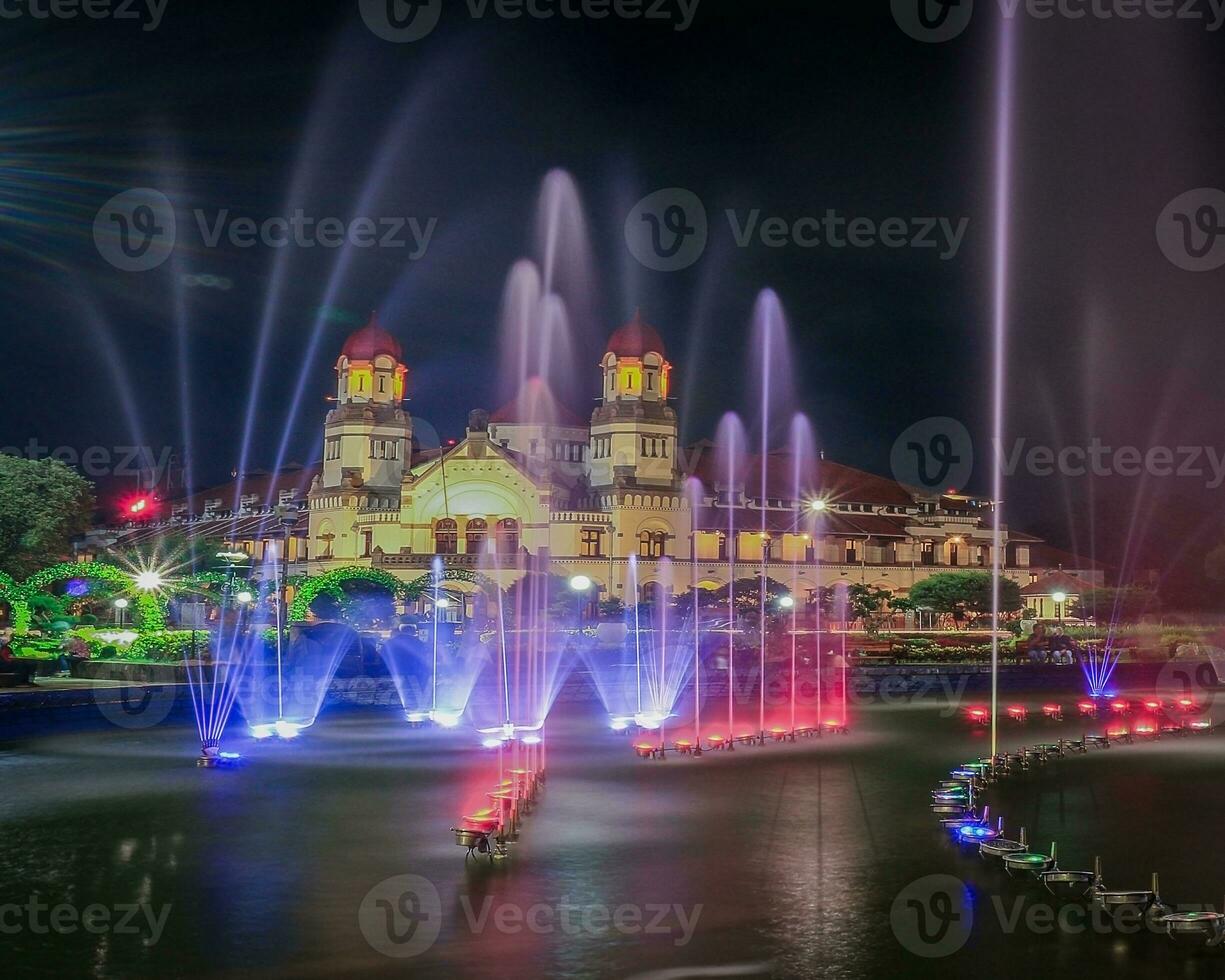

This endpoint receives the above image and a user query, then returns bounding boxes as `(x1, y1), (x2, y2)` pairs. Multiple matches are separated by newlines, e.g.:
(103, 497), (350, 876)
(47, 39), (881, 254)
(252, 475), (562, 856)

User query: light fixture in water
(431, 711), (461, 728)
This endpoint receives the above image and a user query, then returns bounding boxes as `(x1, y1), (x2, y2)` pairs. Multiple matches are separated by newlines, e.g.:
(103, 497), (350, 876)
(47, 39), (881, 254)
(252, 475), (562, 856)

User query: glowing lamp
(809, 499), (827, 512)
(520, 735), (541, 745)
(135, 570), (163, 591)
(481, 738), (503, 749)
(778, 595), (795, 609)
(113, 598), (130, 610)
(1052, 591), (1067, 605)
(435, 597), (451, 609)
(1042, 703), (1062, 718)
(1144, 700), (1162, 711)
(1007, 705), (1028, 721)
(569, 574), (592, 592)
(405, 711), (428, 724)
(823, 719), (842, 728)
(1110, 700), (1128, 713)
(432, 711), (460, 728)
(236, 591), (254, 604)
(958, 825), (999, 842)
(609, 717), (630, 732)
(1077, 701), (1096, 714)
(1177, 698), (1196, 710)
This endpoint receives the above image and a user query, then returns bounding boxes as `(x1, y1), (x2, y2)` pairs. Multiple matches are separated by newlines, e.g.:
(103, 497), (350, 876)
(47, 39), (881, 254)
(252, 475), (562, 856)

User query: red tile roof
(340, 312), (402, 362)
(686, 445), (915, 507)
(606, 309), (667, 359)
(1020, 570), (1099, 596)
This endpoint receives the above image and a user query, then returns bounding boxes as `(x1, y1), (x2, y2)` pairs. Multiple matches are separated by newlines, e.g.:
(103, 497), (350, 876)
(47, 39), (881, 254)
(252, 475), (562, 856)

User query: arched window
(496, 518), (519, 554)
(465, 517), (488, 554)
(638, 530), (666, 559)
(435, 518), (457, 555)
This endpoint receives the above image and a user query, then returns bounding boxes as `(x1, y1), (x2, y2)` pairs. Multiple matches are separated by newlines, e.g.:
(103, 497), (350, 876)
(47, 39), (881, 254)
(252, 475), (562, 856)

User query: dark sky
(2, 1), (1224, 603)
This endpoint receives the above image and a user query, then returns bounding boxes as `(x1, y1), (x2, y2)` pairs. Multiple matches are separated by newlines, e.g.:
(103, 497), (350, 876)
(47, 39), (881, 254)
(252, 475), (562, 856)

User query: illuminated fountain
(382, 559), (480, 727)
(238, 546), (357, 739)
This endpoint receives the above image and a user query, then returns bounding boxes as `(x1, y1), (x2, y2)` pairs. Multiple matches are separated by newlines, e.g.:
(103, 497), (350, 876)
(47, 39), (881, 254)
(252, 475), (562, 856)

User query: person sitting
(56, 636), (91, 677)
(0, 641), (38, 686)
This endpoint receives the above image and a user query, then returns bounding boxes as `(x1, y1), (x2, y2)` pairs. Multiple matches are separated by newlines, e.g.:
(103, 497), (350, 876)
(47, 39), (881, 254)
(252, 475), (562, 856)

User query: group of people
(0, 626), (92, 686)
(1025, 624), (1081, 665)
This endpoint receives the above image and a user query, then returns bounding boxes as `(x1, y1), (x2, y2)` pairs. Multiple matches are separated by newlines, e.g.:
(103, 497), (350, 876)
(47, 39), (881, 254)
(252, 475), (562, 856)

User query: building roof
(110, 509), (309, 547)
(686, 445), (916, 507)
(1027, 542), (1110, 571)
(691, 505), (910, 538)
(340, 312), (403, 362)
(161, 463), (319, 520)
(606, 309), (667, 359)
(490, 377), (586, 428)
(1020, 570), (1099, 597)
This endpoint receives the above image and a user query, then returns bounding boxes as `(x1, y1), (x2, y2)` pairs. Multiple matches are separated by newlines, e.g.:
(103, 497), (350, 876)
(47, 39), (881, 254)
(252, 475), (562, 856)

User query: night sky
(2, 1), (1224, 603)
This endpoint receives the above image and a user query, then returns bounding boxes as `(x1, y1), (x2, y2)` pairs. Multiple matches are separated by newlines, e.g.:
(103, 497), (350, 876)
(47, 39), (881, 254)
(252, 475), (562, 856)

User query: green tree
(1071, 587), (1159, 622)
(0, 456), (95, 579)
(907, 571), (1022, 627)
(848, 583), (894, 635)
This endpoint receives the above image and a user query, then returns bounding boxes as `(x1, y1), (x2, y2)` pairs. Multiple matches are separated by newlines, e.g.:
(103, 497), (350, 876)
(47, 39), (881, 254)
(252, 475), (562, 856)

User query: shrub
(127, 631), (211, 662)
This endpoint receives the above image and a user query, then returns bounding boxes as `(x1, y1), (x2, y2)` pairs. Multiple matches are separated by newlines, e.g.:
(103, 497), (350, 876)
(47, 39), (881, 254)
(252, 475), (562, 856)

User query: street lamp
(569, 574), (592, 626)
(1052, 590), (1067, 626)
(778, 595), (795, 610)
(235, 591), (254, 605)
(113, 597), (129, 627)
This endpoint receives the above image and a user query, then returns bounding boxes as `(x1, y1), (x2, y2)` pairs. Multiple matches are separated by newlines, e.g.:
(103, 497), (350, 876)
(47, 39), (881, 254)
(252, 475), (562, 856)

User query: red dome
(606, 309), (666, 359)
(341, 312), (402, 362)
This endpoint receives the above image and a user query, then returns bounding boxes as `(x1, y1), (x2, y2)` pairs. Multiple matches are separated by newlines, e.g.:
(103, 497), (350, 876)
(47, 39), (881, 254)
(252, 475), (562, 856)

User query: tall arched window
(638, 530), (666, 559)
(435, 518), (457, 554)
(496, 518), (519, 555)
(465, 518), (488, 554)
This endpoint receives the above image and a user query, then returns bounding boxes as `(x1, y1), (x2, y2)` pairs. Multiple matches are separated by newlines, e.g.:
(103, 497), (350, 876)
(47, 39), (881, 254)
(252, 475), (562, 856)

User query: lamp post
(113, 597), (129, 627)
(1052, 590), (1067, 627)
(569, 574), (592, 627)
